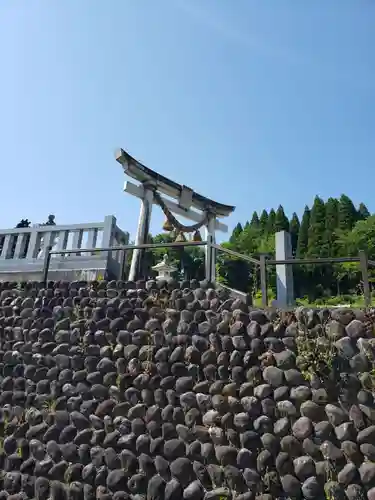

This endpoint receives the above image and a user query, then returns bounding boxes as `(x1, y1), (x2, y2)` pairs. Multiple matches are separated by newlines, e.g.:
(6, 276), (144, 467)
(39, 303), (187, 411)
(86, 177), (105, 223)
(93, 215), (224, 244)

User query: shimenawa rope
(153, 191), (212, 233)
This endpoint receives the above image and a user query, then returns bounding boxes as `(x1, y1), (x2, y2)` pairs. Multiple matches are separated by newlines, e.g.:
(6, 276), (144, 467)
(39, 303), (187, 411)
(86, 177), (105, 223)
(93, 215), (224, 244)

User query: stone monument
(152, 254), (177, 281)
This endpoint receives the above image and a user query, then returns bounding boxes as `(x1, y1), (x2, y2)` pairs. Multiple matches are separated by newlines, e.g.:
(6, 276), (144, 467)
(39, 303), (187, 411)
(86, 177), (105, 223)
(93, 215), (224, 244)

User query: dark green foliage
(216, 245), (251, 293)
(338, 194), (357, 231)
(250, 211), (260, 228)
(289, 213), (300, 256)
(266, 209), (276, 234)
(338, 215), (375, 258)
(322, 197), (339, 257)
(259, 210), (268, 232)
(357, 202), (370, 221)
(214, 193), (373, 301)
(307, 196), (326, 258)
(275, 205), (289, 232)
(325, 197), (339, 230)
(296, 206), (310, 258)
(230, 223), (243, 243)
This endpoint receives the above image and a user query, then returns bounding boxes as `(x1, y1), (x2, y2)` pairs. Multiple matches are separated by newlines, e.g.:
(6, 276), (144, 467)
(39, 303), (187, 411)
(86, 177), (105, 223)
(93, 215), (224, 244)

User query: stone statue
(44, 215), (56, 226)
(15, 219), (31, 228)
(37, 215), (57, 258)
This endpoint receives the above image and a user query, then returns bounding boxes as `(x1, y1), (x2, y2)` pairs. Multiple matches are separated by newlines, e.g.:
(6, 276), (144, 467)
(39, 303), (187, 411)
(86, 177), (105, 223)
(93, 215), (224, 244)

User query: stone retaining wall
(1, 279), (375, 499)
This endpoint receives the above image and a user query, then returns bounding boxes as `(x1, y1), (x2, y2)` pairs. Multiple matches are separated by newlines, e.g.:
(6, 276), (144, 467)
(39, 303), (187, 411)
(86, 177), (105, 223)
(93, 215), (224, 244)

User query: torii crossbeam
(115, 149), (235, 281)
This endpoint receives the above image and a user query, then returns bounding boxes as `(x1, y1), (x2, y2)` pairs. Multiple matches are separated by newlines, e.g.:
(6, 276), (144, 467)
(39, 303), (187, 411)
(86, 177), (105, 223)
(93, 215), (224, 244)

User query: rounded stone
(292, 417), (313, 440)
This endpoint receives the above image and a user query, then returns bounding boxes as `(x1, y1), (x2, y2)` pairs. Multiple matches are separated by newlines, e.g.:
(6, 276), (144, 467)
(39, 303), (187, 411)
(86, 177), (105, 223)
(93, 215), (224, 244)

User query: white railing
(0, 215), (129, 280)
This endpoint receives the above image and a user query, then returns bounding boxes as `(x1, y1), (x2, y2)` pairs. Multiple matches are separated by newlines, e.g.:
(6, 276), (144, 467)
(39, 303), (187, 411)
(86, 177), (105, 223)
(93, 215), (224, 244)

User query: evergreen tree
(307, 196), (326, 258)
(259, 210), (268, 232)
(289, 213), (300, 256)
(250, 211), (260, 228)
(230, 223), (243, 243)
(318, 197), (339, 292)
(266, 209), (276, 234)
(322, 197), (339, 257)
(275, 205), (289, 232)
(325, 198), (339, 230)
(296, 206), (310, 258)
(338, 194), (357, 231)
(357, 202), (370, 221)
(244, 221), (250, 231)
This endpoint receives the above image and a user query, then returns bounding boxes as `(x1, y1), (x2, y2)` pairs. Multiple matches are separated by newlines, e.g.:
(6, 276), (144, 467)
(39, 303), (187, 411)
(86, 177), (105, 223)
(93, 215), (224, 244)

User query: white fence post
(26, 228), (40, 260)
(0, 235), (12, 259)
(14, 233), (29, 259)
(102, 215), (117, 261)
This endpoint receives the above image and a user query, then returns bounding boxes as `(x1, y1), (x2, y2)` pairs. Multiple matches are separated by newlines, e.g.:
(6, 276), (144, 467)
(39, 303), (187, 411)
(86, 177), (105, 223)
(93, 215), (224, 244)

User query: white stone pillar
(101, 215), (117, 261)
(129, 185), (154, 281)
(275, 231), (295, 307)
(102, 216), (116, 247)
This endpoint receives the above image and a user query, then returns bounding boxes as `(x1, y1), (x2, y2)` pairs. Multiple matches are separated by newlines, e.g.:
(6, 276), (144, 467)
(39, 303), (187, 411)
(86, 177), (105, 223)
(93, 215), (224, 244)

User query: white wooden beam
(179, 186), (193, 211)
(124, 181), (228, 233)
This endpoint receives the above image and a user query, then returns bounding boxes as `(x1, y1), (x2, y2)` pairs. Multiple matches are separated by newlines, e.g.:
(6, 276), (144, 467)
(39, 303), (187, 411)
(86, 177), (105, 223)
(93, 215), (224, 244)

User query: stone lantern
(152, 254), (177, 281)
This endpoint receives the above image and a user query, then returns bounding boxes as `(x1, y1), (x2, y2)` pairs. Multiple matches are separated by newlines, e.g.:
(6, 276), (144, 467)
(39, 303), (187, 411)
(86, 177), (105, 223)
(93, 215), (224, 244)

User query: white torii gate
(115, 149), (235, 282)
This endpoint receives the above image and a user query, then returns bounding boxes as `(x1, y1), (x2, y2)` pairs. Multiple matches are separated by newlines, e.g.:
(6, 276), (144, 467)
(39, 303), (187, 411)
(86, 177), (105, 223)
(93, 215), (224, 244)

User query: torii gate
(115, 149), (235, 282)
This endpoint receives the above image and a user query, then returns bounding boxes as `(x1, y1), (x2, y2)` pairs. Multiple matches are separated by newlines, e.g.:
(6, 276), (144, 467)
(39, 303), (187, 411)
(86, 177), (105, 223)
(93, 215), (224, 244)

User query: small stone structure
(0, 215), (128, 281)
(152, 254), (177, 280)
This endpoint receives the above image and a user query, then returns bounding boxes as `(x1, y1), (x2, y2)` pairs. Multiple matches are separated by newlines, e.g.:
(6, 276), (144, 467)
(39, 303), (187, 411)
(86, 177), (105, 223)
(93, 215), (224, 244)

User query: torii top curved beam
(115, 149), (235, 218)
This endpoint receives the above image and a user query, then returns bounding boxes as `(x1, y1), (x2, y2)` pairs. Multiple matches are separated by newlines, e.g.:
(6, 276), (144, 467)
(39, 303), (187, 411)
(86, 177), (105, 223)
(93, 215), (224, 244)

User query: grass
(295, 294), (369, 308)
(42, 399), (58, 413)
(252, 289), (372, 308)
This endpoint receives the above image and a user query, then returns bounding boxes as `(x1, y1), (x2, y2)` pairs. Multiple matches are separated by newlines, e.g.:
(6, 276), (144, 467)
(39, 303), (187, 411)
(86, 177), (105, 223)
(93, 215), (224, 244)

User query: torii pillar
(129, 182), (154, 281)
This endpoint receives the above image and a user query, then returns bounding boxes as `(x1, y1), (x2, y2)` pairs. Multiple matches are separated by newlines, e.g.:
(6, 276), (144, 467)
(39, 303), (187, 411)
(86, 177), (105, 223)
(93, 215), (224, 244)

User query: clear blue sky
(0, 1), (374, 242)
